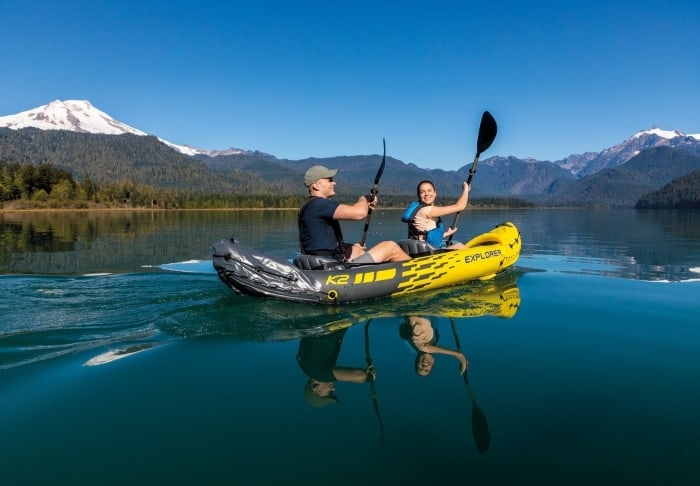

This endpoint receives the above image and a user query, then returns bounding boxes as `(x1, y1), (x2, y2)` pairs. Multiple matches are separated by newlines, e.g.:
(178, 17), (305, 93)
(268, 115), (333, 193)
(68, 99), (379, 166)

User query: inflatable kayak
(211, 221), (521, 304)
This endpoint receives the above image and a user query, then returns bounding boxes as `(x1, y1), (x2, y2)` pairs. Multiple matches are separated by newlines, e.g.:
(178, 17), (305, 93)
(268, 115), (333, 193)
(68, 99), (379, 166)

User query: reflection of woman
(296, 329), (375, 407)
(399, 316), (468, 376)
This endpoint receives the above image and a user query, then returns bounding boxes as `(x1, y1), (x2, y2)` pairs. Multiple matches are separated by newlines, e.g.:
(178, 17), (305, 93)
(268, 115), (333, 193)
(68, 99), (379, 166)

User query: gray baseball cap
(304, 165), (339, 187)
(304, 382), (339, 407)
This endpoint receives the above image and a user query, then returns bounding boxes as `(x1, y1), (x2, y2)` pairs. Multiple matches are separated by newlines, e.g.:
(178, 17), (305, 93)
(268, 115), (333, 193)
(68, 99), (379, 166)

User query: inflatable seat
(293, 254), (346, 271)
(398, 239), (439, 257)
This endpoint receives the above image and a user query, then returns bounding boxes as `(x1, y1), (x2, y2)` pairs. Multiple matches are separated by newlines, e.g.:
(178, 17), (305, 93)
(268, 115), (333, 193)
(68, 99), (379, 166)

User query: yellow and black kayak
(211, 221), (521, 304)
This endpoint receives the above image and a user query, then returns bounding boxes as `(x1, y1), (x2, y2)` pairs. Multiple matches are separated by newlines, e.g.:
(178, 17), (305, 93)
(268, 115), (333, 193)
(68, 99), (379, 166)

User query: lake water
(1, 208), (699, 485)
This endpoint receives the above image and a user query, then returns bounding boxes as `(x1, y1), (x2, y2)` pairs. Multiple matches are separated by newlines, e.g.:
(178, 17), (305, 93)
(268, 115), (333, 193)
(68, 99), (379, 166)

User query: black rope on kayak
(219, 261), (338, 301)
(224, 256), (299, 282)
(364, 319), (384, 449)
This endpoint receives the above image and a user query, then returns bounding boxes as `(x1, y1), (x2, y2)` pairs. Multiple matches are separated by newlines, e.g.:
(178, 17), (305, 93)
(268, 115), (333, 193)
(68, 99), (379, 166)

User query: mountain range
(1, 99), (700, 206)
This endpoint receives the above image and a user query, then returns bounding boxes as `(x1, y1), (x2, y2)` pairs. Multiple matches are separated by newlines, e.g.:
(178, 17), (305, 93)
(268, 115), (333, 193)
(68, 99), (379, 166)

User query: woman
(399, 316), (467, 377)
(402, 180), (470, 249)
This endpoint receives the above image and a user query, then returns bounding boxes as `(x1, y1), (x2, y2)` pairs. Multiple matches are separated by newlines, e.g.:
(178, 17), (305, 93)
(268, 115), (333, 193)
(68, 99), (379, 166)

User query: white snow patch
(632, 128), (685, 140)
(0, 99), (220, 157)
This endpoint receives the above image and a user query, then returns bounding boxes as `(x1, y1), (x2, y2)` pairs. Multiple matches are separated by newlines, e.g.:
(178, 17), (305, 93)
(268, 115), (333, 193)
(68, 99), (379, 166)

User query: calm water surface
(1, 209), (699, 485)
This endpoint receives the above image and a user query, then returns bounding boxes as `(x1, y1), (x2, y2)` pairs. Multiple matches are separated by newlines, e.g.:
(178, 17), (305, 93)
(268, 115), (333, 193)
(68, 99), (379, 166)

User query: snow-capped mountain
(566, 127), (700, 177)
(0, 99), (148, 136)
(0, 99), (243, 157)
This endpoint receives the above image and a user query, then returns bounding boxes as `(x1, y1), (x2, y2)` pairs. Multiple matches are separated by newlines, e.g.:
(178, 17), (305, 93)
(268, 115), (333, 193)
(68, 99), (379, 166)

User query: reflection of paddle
(450, 318), (491, 453)
(447, 111), (498, 246)
(364, 319), (384, 448)
(359, 138), (386, 247)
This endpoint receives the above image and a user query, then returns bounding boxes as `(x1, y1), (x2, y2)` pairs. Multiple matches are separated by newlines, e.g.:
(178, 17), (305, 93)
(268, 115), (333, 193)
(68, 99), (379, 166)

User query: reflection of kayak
(165, 268), (522, 343)
(211, 222), (521, 304)
(270, 270), (521, 341)
(436, 279), (520, 319)
(331, 276), (520, 328)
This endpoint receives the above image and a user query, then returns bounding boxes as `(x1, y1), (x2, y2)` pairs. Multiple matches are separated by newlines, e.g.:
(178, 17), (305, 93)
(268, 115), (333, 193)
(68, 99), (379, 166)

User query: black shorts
(307, 243), (353, 261)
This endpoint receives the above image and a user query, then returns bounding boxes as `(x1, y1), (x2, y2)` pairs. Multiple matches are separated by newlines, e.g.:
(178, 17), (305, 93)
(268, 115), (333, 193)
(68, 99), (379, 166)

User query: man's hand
(456, 353), (468, 375)
(365, 364), (377, 380)
(364, 193), (378, 210)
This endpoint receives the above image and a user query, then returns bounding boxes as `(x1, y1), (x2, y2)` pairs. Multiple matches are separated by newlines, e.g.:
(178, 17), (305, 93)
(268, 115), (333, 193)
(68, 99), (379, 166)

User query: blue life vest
(401, 201), (444, 248)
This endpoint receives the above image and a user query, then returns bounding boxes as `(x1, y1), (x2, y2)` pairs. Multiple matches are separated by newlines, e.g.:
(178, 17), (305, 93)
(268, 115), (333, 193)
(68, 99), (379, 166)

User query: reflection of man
(297, 329), (376, 407)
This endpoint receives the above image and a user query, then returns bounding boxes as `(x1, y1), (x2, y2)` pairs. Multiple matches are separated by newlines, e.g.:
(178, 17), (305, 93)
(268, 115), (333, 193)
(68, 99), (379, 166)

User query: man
(297, 328), (376, 407)
(299, 165), (411, 264)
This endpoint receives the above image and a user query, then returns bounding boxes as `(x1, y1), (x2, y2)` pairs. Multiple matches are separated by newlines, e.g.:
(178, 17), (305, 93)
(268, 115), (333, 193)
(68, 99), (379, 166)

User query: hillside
(476, 157), (575, 195)
(0, 128), (281, 195)
(0, 127), (564, 198)
(636, 170), (700, 209)
(546, 147), (700, 207)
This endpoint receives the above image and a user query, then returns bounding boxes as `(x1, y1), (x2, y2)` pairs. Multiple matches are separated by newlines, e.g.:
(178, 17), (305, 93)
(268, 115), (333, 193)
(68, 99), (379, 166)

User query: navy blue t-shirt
(296, 329), (347, 382)
(299, 197), (344, 255)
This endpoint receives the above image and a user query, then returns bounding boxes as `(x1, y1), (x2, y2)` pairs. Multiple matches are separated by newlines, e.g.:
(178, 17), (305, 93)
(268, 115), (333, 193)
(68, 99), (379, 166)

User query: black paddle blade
(464, 372), (491, 453)
(476, 111), (497, 156)
(472, 403), (491, 452)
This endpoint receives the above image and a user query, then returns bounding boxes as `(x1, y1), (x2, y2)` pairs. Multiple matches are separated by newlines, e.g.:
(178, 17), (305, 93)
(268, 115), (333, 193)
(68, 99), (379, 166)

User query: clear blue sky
(1, 0), (698, 170)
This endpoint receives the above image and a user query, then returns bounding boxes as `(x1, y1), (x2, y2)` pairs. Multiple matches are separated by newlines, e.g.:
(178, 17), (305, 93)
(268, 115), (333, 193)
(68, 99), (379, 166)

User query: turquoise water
(1, 209), (699, 485)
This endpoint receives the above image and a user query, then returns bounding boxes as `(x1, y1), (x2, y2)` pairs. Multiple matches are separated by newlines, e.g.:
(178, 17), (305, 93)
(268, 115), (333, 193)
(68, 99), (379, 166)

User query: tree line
(1, 160), (537, 210)
(0, 160), (304, 209)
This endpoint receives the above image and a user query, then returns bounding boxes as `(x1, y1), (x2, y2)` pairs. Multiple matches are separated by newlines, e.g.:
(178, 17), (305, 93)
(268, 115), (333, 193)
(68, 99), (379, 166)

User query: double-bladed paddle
(446, 111), (498, 246)
(359, 138), (386, 247)
(450, 318), (491, 453)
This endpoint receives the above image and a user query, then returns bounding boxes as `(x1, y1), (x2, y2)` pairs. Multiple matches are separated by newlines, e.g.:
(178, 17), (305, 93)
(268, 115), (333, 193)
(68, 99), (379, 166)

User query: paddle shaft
(359, 138), (386, 247)
(446, 111), (497, 246)
(450, 319), (491, 453)
(364, 319), (384, 448)
(446, 157), (478, 246)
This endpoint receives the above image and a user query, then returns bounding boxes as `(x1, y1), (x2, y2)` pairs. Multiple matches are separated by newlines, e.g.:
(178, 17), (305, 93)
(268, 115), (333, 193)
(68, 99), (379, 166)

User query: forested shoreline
(3, 129), (699, 209)
(0, 160), (533, 211)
